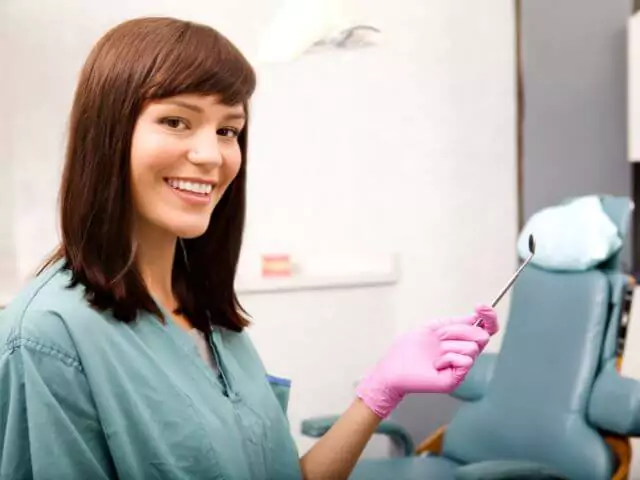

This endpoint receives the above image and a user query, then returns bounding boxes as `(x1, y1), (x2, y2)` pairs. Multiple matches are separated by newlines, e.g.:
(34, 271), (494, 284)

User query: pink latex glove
(356, 305), (498, 419)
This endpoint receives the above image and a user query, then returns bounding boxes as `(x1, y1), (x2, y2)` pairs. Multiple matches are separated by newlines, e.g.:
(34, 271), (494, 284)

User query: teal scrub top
(0, 260), (303, 479)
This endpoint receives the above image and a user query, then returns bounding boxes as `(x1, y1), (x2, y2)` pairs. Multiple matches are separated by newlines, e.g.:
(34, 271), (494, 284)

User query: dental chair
(301, 196), (639, 479)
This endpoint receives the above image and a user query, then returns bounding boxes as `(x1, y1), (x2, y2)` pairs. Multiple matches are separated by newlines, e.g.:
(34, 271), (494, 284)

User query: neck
(135, 222), (177, 309)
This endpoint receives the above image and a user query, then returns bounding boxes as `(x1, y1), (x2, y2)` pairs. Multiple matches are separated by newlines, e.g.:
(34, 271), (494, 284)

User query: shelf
(236, 268), (400, 295)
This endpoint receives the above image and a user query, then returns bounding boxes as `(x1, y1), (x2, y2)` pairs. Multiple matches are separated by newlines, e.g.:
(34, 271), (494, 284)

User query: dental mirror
(474, 234), (536, 327)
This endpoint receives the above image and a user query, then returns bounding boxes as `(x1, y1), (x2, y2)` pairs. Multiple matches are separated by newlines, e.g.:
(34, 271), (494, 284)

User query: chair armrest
(588, 359), (640, 436)
(451, 353), (497, 402)
(300, 415), (415, 456)
(300, 415), (339, 438)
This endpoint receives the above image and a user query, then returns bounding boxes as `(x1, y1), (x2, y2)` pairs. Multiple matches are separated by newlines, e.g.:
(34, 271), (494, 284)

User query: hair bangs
(143, 20), (256, 106)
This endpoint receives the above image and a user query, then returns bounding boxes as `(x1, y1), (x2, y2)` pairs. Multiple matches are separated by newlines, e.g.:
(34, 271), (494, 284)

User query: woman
(0, 17), (498, 480)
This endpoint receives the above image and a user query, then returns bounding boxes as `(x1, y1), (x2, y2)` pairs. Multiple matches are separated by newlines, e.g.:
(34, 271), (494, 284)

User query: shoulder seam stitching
(3, 336), (83, 372)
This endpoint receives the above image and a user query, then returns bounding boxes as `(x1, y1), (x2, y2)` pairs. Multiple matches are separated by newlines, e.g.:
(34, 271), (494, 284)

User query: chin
(170, 222), (210, 240)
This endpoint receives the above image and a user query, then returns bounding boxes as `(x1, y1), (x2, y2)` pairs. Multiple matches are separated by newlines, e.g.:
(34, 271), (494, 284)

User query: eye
(160, 117), (189, 130)
(218, 127), (240, 139)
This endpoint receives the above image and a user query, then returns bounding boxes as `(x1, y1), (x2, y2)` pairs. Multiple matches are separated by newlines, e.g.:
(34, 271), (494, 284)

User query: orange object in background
(261, 254), (293, 277)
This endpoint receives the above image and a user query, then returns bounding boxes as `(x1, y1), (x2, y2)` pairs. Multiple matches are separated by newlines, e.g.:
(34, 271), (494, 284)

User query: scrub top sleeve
(0, 338), (116, 480)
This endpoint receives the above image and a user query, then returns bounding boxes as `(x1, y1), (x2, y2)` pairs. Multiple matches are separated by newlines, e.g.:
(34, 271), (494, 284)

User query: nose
(188, 134), (222, 167)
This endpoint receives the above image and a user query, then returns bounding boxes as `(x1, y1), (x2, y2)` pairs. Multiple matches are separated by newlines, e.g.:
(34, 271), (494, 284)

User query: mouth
(165, 177), (215, 197)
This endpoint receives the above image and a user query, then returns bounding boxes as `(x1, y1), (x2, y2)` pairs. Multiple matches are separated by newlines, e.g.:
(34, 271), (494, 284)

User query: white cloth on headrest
(517, 195), (622, 271)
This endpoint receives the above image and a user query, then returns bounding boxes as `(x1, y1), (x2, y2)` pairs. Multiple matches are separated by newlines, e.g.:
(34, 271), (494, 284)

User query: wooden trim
(605, 435), (631, 480)
(514, 0), (525, 230)
(414, 425), (446, 455)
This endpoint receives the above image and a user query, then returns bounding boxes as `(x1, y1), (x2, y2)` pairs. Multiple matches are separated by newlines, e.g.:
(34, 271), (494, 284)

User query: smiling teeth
(167, 179), (213, 195)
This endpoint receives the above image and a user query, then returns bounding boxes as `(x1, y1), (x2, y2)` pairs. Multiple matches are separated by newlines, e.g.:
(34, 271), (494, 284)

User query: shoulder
(0, 260), (107, 365)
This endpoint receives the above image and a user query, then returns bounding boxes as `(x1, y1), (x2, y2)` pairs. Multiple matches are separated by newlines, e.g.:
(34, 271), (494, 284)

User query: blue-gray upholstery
(442, 266), (615, 479)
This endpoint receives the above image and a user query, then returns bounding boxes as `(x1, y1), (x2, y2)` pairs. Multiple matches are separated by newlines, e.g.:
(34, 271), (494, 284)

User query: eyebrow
(163, 99), (246, 121)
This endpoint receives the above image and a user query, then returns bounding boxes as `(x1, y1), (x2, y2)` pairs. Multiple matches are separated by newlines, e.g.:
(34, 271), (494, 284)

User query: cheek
(222, 146), (243, 186)
(132, 135), (177, 176)
(130, 129), (183, 196)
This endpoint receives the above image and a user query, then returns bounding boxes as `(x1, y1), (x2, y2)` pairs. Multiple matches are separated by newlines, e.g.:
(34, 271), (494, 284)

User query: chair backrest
(441, 196), (633, 480)
(596, 196), (633, 367)
(598, 195), (633, 271)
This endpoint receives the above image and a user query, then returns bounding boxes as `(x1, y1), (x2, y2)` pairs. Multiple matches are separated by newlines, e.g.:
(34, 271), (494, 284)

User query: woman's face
(130, 94), (246, 240)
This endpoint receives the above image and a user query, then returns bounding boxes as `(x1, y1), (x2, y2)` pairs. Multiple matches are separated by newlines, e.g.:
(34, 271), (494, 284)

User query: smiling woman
(43, 18), (255, 331)
(0, 15), (500, 480)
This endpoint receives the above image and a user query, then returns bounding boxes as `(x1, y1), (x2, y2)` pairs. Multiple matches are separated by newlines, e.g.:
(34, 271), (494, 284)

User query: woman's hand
(355, 305), (499, 419)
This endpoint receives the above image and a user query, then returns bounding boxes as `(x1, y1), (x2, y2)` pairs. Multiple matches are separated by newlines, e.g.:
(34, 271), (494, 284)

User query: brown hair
(41, 17), (256, 332)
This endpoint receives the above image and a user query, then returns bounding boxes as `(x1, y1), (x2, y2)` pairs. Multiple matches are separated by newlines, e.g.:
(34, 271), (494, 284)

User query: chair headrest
(516, 195), (632, 272)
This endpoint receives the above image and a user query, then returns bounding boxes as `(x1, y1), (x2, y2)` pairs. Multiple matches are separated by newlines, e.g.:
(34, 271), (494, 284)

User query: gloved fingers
(433, 352), (473, 371)
(473, 304), (499, 335)
(426, 305), (498, 336)
(427, 314), (476, 330)
(435, 324), (490, 350)
(440, 340), (480, 359)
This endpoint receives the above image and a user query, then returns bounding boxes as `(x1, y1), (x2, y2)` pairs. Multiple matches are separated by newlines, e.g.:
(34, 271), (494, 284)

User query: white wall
(628, 12), (640, 163)
(1, 0), (517, 454)
(619, 287), (640, 477)
(0, 1), (17, 298)
(247, 0), (518, 339)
